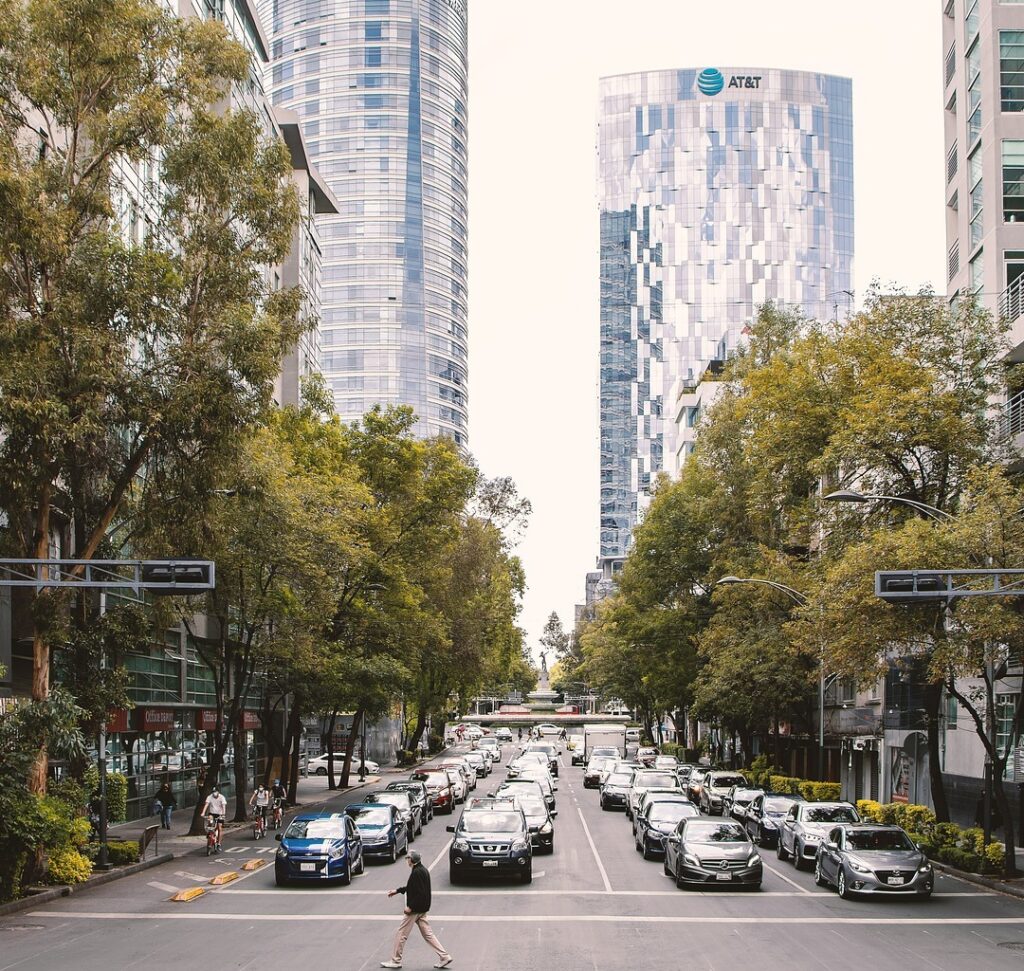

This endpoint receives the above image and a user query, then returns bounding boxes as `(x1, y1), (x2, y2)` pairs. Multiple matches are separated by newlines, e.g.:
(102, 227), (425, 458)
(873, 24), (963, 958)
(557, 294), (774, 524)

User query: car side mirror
(825, 841), (837, 851)
(446, 825), (455, 833)
(275, 833), (283, 841)
(551, 810), (558, 818)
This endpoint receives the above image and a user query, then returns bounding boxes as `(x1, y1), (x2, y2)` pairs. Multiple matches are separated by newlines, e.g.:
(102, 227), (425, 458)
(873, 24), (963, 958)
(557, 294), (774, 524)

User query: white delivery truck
(582, 724), (628, 761)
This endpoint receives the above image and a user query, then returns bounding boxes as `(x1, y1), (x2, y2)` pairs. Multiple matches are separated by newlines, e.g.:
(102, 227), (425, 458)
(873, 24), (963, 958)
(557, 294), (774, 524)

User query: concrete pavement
(4, 745), (1024, 970)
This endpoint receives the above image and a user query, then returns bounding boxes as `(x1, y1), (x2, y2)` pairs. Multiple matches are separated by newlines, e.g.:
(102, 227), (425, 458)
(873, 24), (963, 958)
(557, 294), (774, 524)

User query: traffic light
(876, 571), (947, 604)
(140, 561), (213, 594)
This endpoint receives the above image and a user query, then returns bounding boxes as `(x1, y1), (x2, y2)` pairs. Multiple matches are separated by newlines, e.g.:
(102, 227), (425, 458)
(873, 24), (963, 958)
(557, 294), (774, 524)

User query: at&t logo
(697, 68), (763, 96)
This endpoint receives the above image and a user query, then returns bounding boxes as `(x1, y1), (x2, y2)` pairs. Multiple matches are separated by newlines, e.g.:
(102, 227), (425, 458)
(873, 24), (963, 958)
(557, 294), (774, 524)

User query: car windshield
(711, 775), (746, 788)
(462, 812), (522, 833)
(414, 772), (447, 786)
(764, 798), (794, 813)
(846, 830), (915, 852)
(285, 819), (345, 839)
(465, 754), (483, 763)
(606, 773), (634, 786)
(387, 786), (421, 801)
(592, 747), (618, 756)
(734, 790), (759, 803)
(806, 806), (858, 823)
(371, 794), (408, 809)
(635, 772), (677, 788)
(529, 745), (555, 755)
(346, 807), (391, 827)
(519, 770), (551, 787)
(650, 804), (698, 824)
(684, 822), (747, 843)
(676, 767), (693, 778)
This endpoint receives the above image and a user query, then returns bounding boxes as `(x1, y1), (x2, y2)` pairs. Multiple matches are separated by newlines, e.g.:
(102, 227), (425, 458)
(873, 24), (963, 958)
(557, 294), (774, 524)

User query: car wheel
(776, 837), (789, 861)
(814, 858), (829, 887)
(674, 865), (689, 890)
(600, 798), (608, 811)
(663, 854), (671, 876)
(837, 868), (854, 900)
(339, 865), (352, 886)
(449, 868), (460, 885)
(917, 889), (933, 900)
(316, 767), (327, 776)
(642, 839), (655, 861)
(793, 842), (808, 871)
(353, 852), (364, 876)
(389, 843), (397, 863)
(521, 867), (533, 884)
(275, 870), (288, 887)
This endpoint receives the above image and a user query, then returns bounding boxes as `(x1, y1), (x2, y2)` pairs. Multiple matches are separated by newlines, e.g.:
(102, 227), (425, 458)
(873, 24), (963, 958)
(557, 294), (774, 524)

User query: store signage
(106, 709), (130, 733)
(138, 707), (175, 731)
(198, 709), (261, 731)
(697, 67), (763, 97)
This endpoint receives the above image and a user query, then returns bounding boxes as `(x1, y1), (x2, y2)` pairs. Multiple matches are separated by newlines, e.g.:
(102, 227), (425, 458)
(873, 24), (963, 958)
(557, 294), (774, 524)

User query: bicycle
(252, 806), (267, 840)
(272, 798), (284, 830)
(205, 814), (223, 855)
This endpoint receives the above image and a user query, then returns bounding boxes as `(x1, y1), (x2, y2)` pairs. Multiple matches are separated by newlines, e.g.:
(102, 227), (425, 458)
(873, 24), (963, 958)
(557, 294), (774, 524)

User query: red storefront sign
(138, 707), (175, 731)
(197, 709), (261, 732)
(106, 709), (130, 733)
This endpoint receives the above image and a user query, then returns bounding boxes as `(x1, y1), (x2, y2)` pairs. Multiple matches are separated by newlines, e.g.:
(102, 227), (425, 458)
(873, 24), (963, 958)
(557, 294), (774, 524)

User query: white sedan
(306, 753), (379, 776)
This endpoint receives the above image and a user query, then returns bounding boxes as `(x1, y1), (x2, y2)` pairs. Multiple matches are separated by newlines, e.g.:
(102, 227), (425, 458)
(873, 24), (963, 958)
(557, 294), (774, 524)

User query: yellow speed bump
(209, 871), (240, 886)
(241, 859), (266, 871)
(170, 887), (206, 902)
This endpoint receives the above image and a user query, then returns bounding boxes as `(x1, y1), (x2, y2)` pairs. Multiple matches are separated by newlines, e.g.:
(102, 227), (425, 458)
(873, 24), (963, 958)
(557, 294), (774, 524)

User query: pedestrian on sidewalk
(155, 781), (177, 829)
(381, 850), (452, 970)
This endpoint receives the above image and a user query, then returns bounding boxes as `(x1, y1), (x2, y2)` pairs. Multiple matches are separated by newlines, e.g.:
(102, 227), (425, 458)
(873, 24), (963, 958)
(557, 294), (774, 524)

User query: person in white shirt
(249, 784), (271, 834)
(202, 787), (227, 848)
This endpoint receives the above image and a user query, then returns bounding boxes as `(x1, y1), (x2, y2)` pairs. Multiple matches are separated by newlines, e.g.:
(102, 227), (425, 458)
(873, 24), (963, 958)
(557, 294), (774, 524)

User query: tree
(0, 0), (302, 791)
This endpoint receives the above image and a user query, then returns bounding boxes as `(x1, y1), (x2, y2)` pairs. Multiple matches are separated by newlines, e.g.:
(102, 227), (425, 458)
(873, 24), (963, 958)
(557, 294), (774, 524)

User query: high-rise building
(596, 67), (854, 568)
(260, 0), (470, 444)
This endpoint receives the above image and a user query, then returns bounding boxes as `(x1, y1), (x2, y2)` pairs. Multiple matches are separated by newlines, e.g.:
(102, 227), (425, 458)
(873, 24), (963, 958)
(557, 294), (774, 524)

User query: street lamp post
(823, 490), (952, 522)
(717, 576), (832, 780)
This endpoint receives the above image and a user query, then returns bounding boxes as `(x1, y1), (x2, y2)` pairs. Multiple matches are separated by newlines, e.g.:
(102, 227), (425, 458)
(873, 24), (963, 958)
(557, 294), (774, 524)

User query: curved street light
(823, 489), (952, 522)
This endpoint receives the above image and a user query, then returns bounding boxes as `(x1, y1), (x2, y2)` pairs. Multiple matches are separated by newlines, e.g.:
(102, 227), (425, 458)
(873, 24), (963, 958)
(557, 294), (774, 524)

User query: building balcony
(1000, 388), (1024, 446)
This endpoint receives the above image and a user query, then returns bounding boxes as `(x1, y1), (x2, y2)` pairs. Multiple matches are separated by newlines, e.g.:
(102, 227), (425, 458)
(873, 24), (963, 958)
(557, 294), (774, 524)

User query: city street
(2, 745), (1024, 970)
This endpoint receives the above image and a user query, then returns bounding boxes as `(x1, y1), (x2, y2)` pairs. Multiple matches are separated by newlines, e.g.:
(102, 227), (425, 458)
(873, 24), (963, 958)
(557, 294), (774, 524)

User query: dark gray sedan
(664, 818), (763, 890)
(814, 824), (933, 899)
(634, 798), (699, 859)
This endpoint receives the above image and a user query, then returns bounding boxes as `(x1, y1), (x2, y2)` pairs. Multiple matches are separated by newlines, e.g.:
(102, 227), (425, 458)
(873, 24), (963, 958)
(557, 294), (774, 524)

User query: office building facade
(596, 67), (854, 564)
(260, 0), (470, 444)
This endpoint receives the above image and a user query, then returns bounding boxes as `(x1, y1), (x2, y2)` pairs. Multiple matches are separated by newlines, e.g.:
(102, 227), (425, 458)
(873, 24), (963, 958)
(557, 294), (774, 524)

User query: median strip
(169, 887), (206, 902)
(209, 872), (239, 886)
(240, 859), (266, 872)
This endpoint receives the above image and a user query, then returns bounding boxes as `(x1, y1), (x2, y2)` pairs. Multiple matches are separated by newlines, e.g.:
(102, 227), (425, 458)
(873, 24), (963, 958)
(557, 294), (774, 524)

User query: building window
(1002, 32), (1024, 111)
(945, 689), (958, 729)
(968, 41), (982, 145)
(967, 0), (980, 47)
(365, 21), (382, 40)
(948, 239), (960, 282)
(970, 249), (984, 294)
(365, 47), (381, 67)
(970, 147), (984, 247)
(1004, 141), (1024, 221)
(997, 693), (1020, 779)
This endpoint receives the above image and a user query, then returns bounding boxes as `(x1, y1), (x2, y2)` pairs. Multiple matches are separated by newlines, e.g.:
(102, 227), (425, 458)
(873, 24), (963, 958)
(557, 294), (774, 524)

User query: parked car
(343, 803), (409, 863)
(625, 728), (641, 743)
(634, 798), (700, 859)
(687, 767), (708, 804)
(664, 818), (763, 891)
(599, 768), (635, 811)
(723, 786), (763, 822)
(814, 824), (934, 899)
(778, 801), (861, 870)
(409, 770), (455, 814)
(365, 790), (421, 839)
(744, 792), (803, 848)
(447, 795), (533, 884)
(306, 753), (379, 776)
(699, 771), (748, 815)
(274, 812), (364, 886)
(385, 780), (433, 824)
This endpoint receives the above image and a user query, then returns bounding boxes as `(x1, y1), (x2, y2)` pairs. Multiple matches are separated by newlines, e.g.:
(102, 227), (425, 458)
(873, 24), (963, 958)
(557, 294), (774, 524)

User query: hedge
(765, 775), (840, 800)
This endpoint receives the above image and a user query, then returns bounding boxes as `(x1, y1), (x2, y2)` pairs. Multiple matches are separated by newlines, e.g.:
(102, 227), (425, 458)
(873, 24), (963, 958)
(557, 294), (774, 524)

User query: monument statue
(539, 650), (548, 675)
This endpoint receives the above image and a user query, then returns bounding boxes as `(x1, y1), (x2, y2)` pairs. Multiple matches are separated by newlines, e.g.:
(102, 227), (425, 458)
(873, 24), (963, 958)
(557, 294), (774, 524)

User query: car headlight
(918, 863), (932, 873)
(276, 848), (286, 859)
(747, 852), (761, 866)
(683, 853), (700, 867)
(328, 845), (345, 860)
(761, 818), (777, 829)
(848, 859), (871, 874)
(453, 838), (469, 852)
(511, 838), (529, 851)
(539, 821), (553, 834)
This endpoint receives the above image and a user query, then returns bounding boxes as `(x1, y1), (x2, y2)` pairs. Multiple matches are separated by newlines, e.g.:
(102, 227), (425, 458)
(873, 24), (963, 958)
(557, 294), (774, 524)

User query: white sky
(466, 0), (944, 658)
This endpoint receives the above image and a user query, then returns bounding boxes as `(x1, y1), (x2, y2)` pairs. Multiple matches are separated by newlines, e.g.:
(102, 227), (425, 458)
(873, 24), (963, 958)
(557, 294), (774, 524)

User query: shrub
(769, 775), (801, 795)
(937, 846), (981, 873)
(983, 841), (1006, 875)
(0, 848), (30, 902)
(896, 804), (936, 834)
(395, 749), (415, 767)
(857, 799), (882, 822)
(747, 754), (779, 789)
(81, 768), (128, 823)
(660, 742), (682, 758)
(931, 822), (963, 848)
(428, 733), (444, 753)
(873, 802), (900, 825)
(105, 840), (139, 866)
(46, 848), (93, 885)
(799, 782), (841, 801)
(959, 827), (986, 855)
(683, 748), (701, 763)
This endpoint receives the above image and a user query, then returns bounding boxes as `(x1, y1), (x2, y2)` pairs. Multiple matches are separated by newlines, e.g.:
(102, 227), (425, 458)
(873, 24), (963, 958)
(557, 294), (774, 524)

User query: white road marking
(427, 838), (452, 872)
(215, 887), (995, 898)
(147, 881), (180, 893)
(33, 912), (1024, 925)
(761, 861), (812, 894)
(576, 806), (613, 893)
(174, 871), (210, 882)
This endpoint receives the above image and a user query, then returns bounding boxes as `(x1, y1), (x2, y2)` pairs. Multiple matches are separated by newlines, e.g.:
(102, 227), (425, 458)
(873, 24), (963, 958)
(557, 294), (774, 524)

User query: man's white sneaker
(380, 962), (402, 969)
(434, 960), (453, 969)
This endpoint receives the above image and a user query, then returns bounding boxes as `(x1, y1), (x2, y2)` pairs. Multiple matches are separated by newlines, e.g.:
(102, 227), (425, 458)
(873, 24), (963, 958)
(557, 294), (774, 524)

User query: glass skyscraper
(260, 0), (469, 444)
(597, 67), (854, 562)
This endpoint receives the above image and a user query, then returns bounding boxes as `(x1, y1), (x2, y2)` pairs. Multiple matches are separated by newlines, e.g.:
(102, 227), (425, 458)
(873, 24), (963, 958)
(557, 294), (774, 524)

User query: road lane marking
(33, 912), (1024, 925)
(174, 871), (209, 882)
(214, 887), (996, 897)
(147, 881), (180, 893)
(428, 838), (452, 872)
(761, 861), (812, 894)
(576, 807), (613, 893)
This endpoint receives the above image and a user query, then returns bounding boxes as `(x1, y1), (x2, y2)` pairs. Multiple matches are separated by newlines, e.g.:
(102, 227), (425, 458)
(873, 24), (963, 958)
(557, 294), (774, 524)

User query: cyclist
(270, 778), (287, 828)
(201, 786), (227, 850)
(249, 784), (271, 836)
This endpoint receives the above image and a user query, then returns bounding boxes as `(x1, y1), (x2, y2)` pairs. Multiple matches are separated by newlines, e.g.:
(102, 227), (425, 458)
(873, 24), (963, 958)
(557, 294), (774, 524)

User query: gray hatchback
(814, 823), (934, 899)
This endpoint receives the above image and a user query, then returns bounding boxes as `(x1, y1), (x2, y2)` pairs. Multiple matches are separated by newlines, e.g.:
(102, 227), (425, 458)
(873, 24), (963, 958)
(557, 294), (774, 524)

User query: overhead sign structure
(875, 569), (1024, 605)
(0, 558), (215, 594)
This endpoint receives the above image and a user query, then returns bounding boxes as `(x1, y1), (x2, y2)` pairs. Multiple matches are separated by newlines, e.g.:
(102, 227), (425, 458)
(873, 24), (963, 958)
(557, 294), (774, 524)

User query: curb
(932, 860), (1024, 900)
(0, 853), (174, 920)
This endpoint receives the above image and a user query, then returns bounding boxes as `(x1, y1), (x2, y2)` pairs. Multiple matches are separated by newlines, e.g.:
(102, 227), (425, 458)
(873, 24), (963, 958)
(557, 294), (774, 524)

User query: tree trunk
(408, 707), (428, 755)
(993, 770), (1018, 877)
(923, 682), (950, 822)
(232, 716), (248, 822)
(340, 709), (362, 789)
(325, 709), (338, 790)
(284, 703), (302, 805)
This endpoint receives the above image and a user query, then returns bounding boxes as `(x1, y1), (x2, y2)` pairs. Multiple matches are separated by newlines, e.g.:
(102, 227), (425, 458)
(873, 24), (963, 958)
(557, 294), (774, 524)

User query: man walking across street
(381, 850), (452, 969)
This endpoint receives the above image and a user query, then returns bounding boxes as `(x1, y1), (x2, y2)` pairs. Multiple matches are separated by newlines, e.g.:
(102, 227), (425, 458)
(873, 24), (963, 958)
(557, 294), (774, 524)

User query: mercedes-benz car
(778, 801), (860, 870)
(343, 803), (409, 863)
(664, 818), (763, 891)
(814, 823), (933, 899)
(447, 796), (533, 883)
(275, 812), (363, 886)
(634, 798), (699, 859)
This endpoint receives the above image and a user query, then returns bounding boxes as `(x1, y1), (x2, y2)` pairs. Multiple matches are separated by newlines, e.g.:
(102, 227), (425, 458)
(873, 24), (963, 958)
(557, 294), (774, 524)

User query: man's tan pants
(392, 911), (450, 963)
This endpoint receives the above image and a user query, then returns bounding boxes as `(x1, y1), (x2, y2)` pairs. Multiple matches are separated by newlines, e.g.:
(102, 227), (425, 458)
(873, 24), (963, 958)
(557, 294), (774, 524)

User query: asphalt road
(4, 744), (1024, 971)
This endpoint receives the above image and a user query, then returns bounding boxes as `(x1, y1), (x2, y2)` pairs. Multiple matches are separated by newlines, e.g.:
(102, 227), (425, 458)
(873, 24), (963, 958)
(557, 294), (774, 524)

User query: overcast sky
(465, 0), (944, 661)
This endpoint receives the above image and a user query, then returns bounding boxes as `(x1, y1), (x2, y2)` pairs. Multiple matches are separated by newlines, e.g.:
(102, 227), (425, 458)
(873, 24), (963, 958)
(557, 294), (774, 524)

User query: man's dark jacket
(398, 862), (431, 913)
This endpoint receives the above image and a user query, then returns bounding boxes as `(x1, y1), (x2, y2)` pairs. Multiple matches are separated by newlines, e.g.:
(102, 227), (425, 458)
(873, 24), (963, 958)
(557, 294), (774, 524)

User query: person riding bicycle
(201, 786), (227, 848)
(271, 778), (287, 824)
(249, 784), (271, 832)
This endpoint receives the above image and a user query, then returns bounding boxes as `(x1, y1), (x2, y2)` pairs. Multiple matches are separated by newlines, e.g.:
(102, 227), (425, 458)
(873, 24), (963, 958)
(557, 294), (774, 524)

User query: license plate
(300, 863), (316, 872)
(483, 860), (498, 867)
(715, 872), (733, 881)
(887, 875), (904, 886)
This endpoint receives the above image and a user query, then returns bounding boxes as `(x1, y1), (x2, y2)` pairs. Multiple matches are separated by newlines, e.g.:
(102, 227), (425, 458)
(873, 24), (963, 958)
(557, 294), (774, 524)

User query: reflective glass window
(1003, 140), (1024, 221)
(1002, 31), (1024, 111)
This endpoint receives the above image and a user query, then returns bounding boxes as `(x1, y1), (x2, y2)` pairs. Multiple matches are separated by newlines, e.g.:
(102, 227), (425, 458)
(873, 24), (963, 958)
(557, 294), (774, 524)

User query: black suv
(447, 796), (533, 884)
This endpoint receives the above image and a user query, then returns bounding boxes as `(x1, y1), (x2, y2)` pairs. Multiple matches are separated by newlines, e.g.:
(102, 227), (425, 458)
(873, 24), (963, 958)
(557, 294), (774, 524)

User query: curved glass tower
(260, 0), (469, 444)
(597, 67), (854, 561)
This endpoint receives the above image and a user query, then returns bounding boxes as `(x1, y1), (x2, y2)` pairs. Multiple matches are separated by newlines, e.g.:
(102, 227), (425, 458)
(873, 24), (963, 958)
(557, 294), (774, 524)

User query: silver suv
(777, 801), (860, 870)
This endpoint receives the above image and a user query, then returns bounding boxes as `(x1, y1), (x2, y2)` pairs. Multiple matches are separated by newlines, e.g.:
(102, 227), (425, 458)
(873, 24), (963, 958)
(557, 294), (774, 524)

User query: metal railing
(946, 143), (957, 183)
(945, 44), (956, 87)
(1002, 388), (1024, 440)
(999, 273), (1024, 323)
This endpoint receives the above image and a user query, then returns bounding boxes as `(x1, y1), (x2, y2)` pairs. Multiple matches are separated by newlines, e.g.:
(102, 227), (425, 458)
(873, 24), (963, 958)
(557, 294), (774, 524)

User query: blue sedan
(274, 813), (364, 886)
(345, 803), (410, 863)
